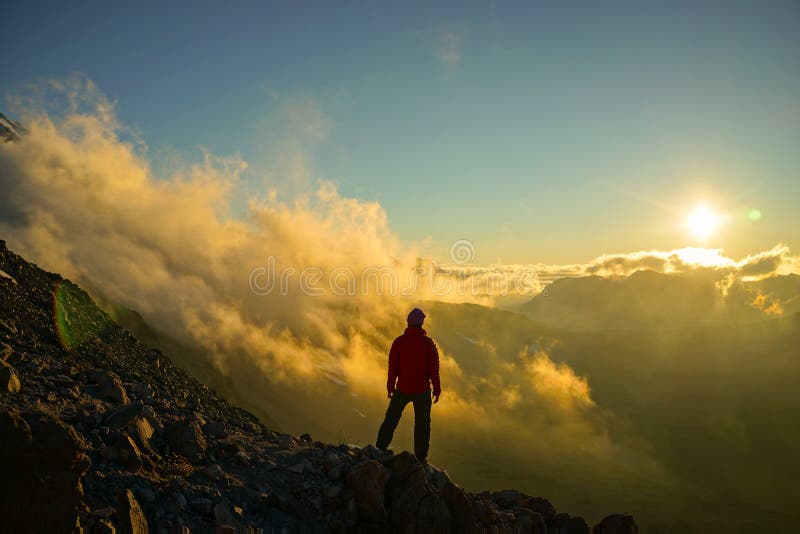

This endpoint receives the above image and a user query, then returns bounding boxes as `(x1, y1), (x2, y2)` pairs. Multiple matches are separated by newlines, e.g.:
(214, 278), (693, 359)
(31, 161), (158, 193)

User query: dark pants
(376, 390), (432, 462)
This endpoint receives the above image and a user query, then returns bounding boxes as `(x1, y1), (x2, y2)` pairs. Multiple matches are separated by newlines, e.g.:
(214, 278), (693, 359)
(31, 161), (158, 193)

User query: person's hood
(404, 326), (427, 336)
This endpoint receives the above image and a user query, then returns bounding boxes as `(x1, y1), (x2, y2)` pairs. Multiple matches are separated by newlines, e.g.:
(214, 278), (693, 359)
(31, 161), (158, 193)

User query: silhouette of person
(376, 307), (441, 464)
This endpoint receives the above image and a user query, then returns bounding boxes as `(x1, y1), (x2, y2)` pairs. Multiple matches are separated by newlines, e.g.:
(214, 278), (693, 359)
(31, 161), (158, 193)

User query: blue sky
(2, 1), (798, 263)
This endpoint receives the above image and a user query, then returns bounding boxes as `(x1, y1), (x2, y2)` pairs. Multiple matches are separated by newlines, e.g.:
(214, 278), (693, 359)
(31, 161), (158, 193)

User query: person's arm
(387, 339), (399, 398)
(429, 339), (441, 402)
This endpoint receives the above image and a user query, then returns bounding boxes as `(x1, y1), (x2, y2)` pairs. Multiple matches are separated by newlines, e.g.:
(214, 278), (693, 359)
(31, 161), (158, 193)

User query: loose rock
(116, 489), (149, 534)
(165, 420), (207, 461)
(0, 360), (21, 392)
(89, 370), (130, 404)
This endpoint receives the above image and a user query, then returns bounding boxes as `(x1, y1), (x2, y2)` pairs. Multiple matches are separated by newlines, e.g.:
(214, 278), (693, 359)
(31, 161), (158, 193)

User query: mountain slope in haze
(0, 112), (26, 142)
(411, 299), (800, 532)
(520, 269), (800, 330)
(548, 313), (800, 533)
(0, 240), (635, 533)
(100, 300), (380, 451)
(96, 302), (284, 433)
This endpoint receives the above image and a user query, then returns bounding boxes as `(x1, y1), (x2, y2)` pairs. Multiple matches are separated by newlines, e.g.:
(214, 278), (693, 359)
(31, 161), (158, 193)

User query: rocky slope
(0, 240), (637, 533)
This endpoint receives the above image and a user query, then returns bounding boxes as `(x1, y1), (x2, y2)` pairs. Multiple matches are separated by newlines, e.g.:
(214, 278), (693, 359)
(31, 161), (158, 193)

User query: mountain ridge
(520, 268), (799, 331)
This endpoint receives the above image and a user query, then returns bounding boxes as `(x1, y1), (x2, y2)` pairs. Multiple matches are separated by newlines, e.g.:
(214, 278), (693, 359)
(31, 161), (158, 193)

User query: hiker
(376, 307), (441, 464)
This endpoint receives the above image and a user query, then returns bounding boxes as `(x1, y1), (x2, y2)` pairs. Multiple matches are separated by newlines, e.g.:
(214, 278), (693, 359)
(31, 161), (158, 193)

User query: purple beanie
(407, 307), (426, 326)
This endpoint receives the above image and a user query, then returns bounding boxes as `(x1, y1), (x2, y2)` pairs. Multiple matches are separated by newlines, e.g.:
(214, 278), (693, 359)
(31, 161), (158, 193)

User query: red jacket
(387, 327), (441, 396)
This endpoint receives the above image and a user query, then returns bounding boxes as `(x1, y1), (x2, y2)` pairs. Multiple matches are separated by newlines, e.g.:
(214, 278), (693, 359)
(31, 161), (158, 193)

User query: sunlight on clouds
(500, 385), (522, 409)
(749, 292), (785, 316)
(1, 78), (792, 515)
(432, 244), (798, 304)
(525, 352), (595, 411)
(670, 247), (736, 269)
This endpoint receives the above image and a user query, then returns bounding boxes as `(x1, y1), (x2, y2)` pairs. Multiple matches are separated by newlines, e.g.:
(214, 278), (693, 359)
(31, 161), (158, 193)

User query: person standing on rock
(376, 307), (441, 464)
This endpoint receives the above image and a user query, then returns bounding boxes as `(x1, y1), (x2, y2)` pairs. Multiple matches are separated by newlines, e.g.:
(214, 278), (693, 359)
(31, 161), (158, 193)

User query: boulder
(103, 402), (144, 428)
(323, 484), (342, 499)
(521, 496), (557, 524)
(0, 360), (21, 392)
(515, 509), (547, 533)
(165, 420), (207, 461)
(341, 498), (358, 529)
(592, 514), (638, 534)
(190, 497), (214, 516)
(100, 444), (120, 461)
(361, 443), (382, 458)
(213, 498), (239, 525)
(277, 434), (296, 449)
(549, 513), (590, 534)
(442, 481), (479, 533)
(287, 462), (305, 474)
(89, 370), (130, 404)
(165, 491), (188, 515)
(385, 452), (451, 533)
(129, 382), (153, 400)
(90, 507), (116, 520)
(136, 486), (157, 504)
(234, 450), (250, 464)
(473, 499), (499, 525)
(115, 489), (149, 534)
(126, 416), (154, 452)
(116, 435), (144, 473)
(203, 420), (227, 438)
(0, 341), (12, 360)
(345, 459), (389, 523)
(326, 463), (343, 481)
(0, 408), (90, 532)
(416, 493), (452, 533)
(491, 489), (525, 508)
(424, 464), (452, 492)
(204, 463), (224, 481)
(93, 519), (116, 533)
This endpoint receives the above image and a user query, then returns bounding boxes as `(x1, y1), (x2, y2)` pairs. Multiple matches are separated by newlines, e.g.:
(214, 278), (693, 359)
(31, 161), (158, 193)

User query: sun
(685, 205), (725, 239)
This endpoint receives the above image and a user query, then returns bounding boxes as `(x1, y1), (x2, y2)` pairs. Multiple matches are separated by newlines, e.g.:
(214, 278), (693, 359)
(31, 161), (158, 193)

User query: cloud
(256, 92), (332, 193)
(525, 352), (594, 411)
(749, 292), (785, 316)
(437, 28), (463, 71)
(428, 244), (800, 303)
(736, 244), (795, 277)
(0, 76), (412, 390)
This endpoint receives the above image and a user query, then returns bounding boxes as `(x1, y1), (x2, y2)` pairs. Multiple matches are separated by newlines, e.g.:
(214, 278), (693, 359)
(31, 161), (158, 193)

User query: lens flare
(54, 281), (102, 351)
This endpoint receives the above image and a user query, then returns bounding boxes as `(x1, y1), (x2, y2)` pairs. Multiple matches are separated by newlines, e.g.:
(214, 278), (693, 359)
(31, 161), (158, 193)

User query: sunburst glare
(685, 205), (726, 239)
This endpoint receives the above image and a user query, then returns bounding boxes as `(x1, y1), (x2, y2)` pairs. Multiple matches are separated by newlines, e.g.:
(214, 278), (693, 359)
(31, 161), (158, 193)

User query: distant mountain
(0, 240), (630, 533)
(0, 112), (26, 142)
(520, 269), (800, 330)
